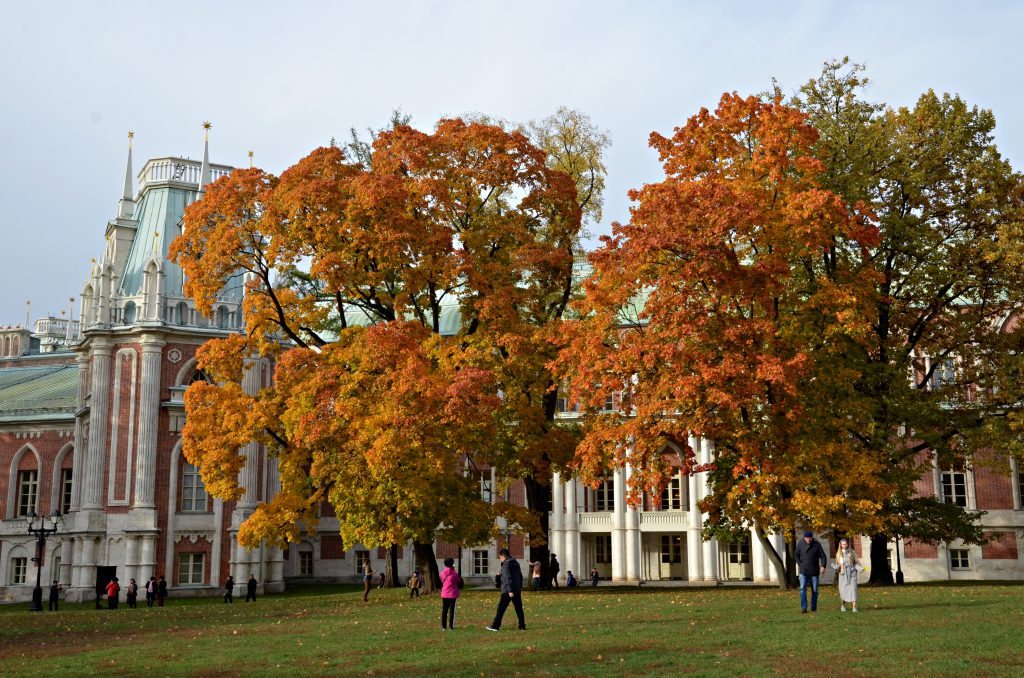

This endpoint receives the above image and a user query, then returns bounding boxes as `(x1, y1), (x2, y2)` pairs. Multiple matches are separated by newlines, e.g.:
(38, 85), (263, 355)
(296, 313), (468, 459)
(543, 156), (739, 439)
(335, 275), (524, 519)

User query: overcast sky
(1, 0), (1021, 325)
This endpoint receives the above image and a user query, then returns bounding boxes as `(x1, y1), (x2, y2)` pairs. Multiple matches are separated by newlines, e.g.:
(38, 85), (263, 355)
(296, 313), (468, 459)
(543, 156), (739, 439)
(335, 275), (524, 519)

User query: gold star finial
(202, 120), (212, 142)
(128, 130), (134, 140)
(248, 150), (254, 168)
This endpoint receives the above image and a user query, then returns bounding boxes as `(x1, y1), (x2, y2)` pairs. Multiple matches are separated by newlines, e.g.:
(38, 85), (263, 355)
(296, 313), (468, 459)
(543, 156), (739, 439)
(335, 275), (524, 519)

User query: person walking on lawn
(794, 530), (828, 613)
(439, 557), (462, 630)
(486, 548), (525, 632)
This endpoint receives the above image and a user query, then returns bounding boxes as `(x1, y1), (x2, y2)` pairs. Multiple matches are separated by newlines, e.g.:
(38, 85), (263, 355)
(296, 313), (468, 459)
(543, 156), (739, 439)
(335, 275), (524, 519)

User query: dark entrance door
(96, 566), (116, 608)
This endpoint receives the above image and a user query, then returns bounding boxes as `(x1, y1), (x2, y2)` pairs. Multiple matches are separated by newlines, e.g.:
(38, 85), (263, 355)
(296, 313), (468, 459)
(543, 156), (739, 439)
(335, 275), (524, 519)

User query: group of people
(96, 575), (168, 609)
(223, 574), (259, 603)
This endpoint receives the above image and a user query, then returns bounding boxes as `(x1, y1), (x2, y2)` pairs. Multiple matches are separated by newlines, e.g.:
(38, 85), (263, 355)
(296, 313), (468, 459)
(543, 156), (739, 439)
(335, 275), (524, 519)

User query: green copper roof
(0, 364), (78, 422)
(118, 185), (243, 302)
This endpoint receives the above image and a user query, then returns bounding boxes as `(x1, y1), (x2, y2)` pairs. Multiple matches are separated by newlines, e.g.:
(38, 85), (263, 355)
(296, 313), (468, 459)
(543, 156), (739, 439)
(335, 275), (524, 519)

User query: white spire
(197, 121), (212, 198)
(116, 131), (135, 219)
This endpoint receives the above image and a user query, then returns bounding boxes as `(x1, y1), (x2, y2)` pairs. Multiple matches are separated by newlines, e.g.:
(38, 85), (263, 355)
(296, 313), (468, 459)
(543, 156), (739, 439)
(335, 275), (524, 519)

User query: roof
(0, 364), (78, 422)
(117, 185), (244, 303)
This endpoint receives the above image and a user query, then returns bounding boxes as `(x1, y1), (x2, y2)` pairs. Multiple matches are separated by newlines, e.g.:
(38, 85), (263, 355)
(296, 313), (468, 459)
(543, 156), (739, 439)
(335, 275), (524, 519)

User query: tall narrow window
(299, 551), (313, 576)
(661, 477), (682, 510)
(478, 472), (492, 503)
(594, 479), (614, 511)
(473, 550), (489, 575)
(177, 553), (204, 585)
(11, 557), (28, 585)
(17, 470), (38, 517)
(941, 470), (967, 507)
(728, 541), (750, 564)
(60, 468), (73, 515)
(181, 463), (207, 512)
(660, 535), (682, 563)
(1017, 471), (1024, 510)
(596, 535), (612, 564)
(355, 550), (371, 575)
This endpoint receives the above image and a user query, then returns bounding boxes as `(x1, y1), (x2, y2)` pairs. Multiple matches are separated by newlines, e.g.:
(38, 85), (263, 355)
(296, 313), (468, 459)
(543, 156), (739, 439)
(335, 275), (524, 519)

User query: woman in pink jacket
(439, 557), (463, 630)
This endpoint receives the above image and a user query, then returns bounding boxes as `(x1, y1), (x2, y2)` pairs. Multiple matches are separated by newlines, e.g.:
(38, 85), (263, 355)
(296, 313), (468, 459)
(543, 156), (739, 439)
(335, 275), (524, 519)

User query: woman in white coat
(832, 537), (864, 612)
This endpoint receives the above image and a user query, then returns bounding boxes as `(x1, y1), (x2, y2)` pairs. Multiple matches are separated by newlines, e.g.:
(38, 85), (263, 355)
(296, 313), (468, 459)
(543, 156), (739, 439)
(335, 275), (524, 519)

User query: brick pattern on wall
(974, 464), (1015, 510)
(904, 541), (939, 558)
(0, 429), (75, 517)
(320, 535), (345, 559)
(981, 531), (1018, 560)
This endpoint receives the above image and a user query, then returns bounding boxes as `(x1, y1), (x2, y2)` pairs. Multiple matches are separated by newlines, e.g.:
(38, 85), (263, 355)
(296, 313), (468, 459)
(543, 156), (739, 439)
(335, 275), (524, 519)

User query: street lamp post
(26, 511), (61, 612)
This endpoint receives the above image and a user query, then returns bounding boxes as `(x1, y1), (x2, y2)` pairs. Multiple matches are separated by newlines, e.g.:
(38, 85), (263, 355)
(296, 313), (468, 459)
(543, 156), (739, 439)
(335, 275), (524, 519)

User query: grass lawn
(1, 581), (1022, 677)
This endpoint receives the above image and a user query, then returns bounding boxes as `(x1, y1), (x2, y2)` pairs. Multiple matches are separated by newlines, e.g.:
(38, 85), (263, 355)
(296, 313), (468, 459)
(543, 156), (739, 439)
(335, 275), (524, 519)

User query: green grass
(1, 582), (1022, 676)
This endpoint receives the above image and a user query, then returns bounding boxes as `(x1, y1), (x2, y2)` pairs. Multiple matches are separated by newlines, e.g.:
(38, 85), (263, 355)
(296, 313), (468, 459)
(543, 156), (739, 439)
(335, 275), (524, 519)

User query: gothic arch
(6, 444), (42, 519)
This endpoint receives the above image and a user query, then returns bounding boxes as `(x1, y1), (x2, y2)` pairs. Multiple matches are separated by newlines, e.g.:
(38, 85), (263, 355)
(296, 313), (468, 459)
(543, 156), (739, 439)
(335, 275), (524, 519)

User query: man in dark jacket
(486, 548), (526, 631)
(794, 530), (828, 613)
(549, 553), (560, 589)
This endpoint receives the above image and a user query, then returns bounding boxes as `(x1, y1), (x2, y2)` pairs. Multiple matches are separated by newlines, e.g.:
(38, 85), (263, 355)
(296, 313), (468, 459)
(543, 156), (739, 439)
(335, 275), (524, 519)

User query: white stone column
(138, 535), (156, 583)
(79, 537), (96, 588)
(133, 336), (165, 508)
(551, 472), (564, 578)
(238, 359), (262, 507)
(687, 435), (703, 582)
(564, 477), (578, 578)
(83, 338), (114, 510)
(124, 535), (139, 584)
(211, 498), (223, 587)
(611, 467), (626, 581)
(751, 527), (768, 582)
(624, 465), (640, 582)
(59, 539), (74, 586)
(700, 438), (718, 583)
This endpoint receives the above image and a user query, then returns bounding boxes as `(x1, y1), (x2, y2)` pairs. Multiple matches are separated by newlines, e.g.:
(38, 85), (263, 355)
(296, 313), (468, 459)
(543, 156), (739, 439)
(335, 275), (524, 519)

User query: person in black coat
(245, 574), (258, 602)
(794, 530), (828, 613)
(486, 548), (526, 631)
(48, 580), (62, 611)
(224, 575), (234, 603)
(549, 554), (560, 589)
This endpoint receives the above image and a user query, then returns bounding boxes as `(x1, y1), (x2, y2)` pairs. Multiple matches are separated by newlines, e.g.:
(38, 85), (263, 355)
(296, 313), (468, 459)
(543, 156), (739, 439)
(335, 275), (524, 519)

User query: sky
(1, 0), (1022, 325)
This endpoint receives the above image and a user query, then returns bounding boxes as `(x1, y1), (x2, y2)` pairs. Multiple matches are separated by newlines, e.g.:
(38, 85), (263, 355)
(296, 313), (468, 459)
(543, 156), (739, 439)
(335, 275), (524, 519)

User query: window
(941, 471), (968, 507)
(661, 535), (682, 564)
(17, 470), (38, 517)
(596, 535), (612, 564)
(356, 550), (371, 574)
(122, 301), (137, 324)
(728, 541), (750, 564)
(594, 479), (614, 512)
(887, 549), (894, 572)
(950, 549), (970, 569)
(1018, 472), (1024, 510)
(930, 358), (956, 390)
(11, 557), (28, 585)
(60, 469), (73, 515)
(478, 472), (492, 503)
(299, 551), (313, 576)
(176, 301), (189, 326)
(661, 477), (682, 510)
(473, 550), (489, 575)
(181, 463), (207, 512)
(602, 393), (615, 412)
(556, 394), (578, 414)
(178, 553), (204, 585)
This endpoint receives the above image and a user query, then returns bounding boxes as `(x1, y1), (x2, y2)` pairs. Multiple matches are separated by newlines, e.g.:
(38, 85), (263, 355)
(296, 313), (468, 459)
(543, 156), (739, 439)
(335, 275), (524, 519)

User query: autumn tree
(170, 118), (583, 588)
(792, 59), (1024, 581)
(555, 92), (885, 588)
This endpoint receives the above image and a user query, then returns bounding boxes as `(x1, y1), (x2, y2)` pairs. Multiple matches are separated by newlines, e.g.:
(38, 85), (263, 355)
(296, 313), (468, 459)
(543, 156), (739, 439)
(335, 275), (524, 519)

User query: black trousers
(441, 597), (458, 628)
(146, 592), (154, 607)
(48, 597), (58, 611)
(491, 592), (525, 630)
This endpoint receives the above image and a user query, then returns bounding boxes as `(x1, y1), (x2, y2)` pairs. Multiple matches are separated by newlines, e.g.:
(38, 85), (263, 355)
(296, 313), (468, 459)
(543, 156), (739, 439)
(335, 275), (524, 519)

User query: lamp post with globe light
(26, 511), (61, 612)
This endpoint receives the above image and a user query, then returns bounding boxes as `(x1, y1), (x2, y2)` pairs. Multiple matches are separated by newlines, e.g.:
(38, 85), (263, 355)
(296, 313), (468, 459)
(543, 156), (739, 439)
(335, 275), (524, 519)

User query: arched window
(3, 336), (10, 356)
(216, 306), (229, 329)
(181, 463), (207, 512)
(122, 301), (137, 324)
(188, 369), (212, 385)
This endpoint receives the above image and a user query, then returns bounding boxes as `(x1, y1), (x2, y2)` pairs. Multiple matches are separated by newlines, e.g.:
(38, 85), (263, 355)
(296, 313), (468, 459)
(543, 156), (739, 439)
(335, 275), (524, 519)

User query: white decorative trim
(49, 442), (74, 515)
(167, 348), (183, 364)
(174, 533), (214, 544)
(6, 444), (41, 519)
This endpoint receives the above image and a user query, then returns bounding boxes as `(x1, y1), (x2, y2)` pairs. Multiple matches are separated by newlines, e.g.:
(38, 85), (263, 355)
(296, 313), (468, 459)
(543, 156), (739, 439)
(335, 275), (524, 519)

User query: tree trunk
(754, 521), (789, 590)
(413, 541), (441, 594)
(784, 529), (798, 589)
(868, 534), (894, 585)
(524, 475), (551, 589)
(387, 544), (400, 588)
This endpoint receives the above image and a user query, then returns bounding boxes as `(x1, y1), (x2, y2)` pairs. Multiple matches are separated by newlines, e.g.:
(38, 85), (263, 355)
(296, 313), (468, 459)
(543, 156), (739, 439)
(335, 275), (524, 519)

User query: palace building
(1, 138), (1022, 603)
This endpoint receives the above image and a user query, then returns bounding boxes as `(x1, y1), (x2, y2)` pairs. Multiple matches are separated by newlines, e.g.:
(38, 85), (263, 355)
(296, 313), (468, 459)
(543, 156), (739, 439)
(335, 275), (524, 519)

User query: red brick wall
(974, 464), (1015, 510)
(320, 535), (344, 559)
(0, 430), (75, 516)
(981, 531), (1018, 560)
(904, 541), (939, 558)
(435, 540), (459, 559)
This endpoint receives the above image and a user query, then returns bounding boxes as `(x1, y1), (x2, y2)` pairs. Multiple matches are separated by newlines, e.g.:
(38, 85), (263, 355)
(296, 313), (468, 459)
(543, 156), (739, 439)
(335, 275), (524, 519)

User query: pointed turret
(197, 121), (212, 198)
(117, 131), (136, 219)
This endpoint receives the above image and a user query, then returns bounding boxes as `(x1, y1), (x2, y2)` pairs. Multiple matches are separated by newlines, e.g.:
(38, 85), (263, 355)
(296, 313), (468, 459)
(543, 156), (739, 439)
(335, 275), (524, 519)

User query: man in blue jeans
(794, 530), (827, 613)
